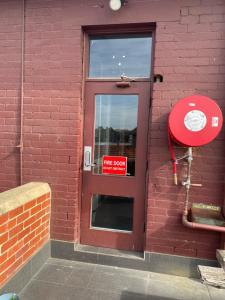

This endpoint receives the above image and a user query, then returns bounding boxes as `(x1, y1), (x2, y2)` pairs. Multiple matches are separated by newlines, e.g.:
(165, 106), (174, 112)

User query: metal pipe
(187, 147), (192, 180)
(182, 147), (192, 214)
(184, 186), (190, 215)
(18, 0), (25, 185)
(182, 147), (225, 232)
(182, 212), (225, 233)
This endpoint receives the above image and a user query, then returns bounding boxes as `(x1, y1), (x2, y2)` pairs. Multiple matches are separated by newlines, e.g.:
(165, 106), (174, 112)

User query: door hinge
(143, 222), (146, 232)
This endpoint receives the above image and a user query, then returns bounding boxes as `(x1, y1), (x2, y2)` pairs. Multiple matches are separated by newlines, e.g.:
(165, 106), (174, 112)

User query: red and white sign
(102, 156), (127, 176)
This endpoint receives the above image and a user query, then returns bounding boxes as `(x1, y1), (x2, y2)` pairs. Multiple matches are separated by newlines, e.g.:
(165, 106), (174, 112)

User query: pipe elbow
(182, 212), (225, 232)
(182, 213), (193, 228)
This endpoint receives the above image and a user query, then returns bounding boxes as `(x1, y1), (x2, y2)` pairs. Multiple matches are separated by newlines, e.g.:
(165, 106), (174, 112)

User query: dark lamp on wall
(109, 0), (126, 11)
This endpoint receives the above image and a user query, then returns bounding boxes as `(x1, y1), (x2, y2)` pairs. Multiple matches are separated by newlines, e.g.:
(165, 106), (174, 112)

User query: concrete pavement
(19, 258), (225, 300)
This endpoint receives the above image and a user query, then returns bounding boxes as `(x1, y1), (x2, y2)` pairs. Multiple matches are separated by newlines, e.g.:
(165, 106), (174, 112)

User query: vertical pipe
(19, 0), (25, 185)
(181, 148), (225, 232)
(183, 147), (192, 214)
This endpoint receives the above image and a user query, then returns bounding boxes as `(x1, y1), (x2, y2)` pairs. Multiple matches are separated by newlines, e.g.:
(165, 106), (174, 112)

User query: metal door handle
(83, 146), (92, 171)
(116, 81), (131, 88)
(85, 150), (91, 167)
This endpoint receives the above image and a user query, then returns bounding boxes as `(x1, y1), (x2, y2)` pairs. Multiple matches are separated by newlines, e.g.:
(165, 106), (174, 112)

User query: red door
(80, 32), (152, 251)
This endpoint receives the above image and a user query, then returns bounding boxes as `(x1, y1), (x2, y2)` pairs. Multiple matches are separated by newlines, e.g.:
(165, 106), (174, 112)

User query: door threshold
(73, 244), (149, 271)
(75, 244), (144, 259)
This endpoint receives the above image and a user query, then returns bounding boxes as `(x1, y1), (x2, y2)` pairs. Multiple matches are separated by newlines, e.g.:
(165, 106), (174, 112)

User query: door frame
(78, 24), (155, 250)
(81, 82), (150, 251)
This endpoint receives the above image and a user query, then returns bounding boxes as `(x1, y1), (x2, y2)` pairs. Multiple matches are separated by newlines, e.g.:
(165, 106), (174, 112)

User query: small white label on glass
(184, 110), (207, 132)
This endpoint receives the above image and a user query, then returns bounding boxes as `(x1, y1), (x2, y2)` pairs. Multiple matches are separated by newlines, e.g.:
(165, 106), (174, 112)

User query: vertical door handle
(83, 146), (92, 171)
(85, 150), (91, 167)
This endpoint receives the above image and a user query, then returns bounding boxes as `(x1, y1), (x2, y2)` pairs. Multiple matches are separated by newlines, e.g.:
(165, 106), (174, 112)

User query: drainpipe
(16, 0), (25, 186)
(182, 148), (225, 233)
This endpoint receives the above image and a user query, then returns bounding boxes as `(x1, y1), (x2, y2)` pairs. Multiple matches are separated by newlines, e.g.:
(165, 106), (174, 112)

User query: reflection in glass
(89, 34), (152, 78)
(91, 194), (133, 231)
(94, 95), (138, 176)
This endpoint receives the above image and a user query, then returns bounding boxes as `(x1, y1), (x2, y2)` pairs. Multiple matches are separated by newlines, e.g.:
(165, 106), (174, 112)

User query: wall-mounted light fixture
(109, 0), (126, 11)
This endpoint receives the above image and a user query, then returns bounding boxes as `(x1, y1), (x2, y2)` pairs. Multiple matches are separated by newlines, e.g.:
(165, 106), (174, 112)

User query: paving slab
(33, 263), (74, 285)
(147, 272), (210, 300)
(18, 258), (225, 300)
(207, 285), (225, 300)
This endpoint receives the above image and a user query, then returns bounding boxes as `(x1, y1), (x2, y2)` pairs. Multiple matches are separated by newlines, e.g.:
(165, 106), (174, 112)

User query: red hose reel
(169, 95), (223, 147)
(168, 95), (223, 184)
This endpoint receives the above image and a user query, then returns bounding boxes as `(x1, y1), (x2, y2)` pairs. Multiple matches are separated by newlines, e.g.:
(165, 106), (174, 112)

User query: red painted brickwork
(147, 0), (225, 260)
(0, 192), (50, 288)
(0, 0), (225, 259)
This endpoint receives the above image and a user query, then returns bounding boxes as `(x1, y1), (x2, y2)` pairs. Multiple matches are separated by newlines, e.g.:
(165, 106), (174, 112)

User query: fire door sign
(102, 156), (127, 176)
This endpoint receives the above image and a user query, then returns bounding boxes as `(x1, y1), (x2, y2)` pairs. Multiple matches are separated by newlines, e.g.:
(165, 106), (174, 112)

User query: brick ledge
(0, 182), (51, 215)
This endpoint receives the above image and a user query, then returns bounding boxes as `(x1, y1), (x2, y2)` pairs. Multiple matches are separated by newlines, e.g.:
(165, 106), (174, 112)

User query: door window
(89, 34), (152, 78)
(94, 94), (138, 176)
(91, 194), (133, 231)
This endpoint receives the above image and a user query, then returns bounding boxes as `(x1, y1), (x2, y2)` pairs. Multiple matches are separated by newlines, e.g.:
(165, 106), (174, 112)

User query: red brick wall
(147, 0), (225, 260)
(0, 188), (50, 288)
(0, 0), (225, 259)
(0, 0), (22, 190)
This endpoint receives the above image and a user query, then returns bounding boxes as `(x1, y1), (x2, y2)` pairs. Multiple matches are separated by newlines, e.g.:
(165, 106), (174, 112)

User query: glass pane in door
(91, 194), (133, 231)
(94, 95), (138, 176)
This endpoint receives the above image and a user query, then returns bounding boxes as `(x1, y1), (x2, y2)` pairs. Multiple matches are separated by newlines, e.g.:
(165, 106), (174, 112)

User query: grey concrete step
(216, 249), (225, 270)
(72, 244), (150, 271)
(198, 265), (225, 288)
(74, 244), (144, 259)
(51, 240), (149, 271)
(51, 240), (218, 278)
